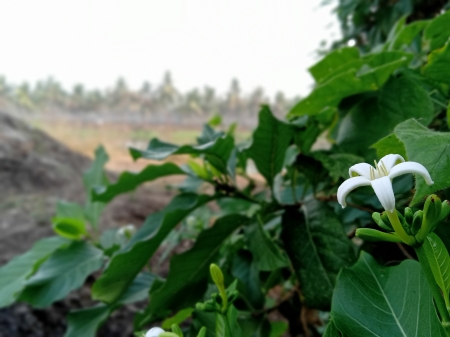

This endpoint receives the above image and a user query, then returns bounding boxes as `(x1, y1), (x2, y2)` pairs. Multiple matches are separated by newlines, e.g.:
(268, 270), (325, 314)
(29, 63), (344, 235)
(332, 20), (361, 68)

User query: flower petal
(388, 161), (434, 185)
(379, 154), (405, 172)
(371, 176), (396, 212)
(337, 176), (371, 208)
(348, 163), (373, 179)
(146, 327), (165, 337)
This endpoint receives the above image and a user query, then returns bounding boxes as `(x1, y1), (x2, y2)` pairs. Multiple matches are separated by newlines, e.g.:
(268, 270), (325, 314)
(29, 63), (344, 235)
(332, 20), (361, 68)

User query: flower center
(370, 160), (389, 180)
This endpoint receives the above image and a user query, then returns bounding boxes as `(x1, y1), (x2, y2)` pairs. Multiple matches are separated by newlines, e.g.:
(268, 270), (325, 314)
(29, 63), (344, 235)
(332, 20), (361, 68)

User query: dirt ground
(0, 111), (177, 336)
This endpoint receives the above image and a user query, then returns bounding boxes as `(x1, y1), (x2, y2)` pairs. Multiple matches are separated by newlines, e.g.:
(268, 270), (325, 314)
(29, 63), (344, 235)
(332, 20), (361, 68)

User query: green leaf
(371, 133), (407, 159)
(52, 218), (87, 240)
(288, 51), (411, 118)
(312, 152), (363, 182)
(308, 47), (360, 83)
(162, 308), (195, 329)
(424, 11), (450, 51)
(135, 214), (248, 327)
(245, 220), (288, 271)
(393, 119), (450, 205)
(0, 236), (69, 308)
(386, 19), (428, 51)
(130, 136), (234, 174)
(336, 76), (434, 154)
(423, 40), (450, 84)
(83, 146), (109, 229)
(323, 320), (342, 337)
(92, 193), (213, 303)
(92, 163), (184, 202)
(423, 233), (450, 301)
(269, 321), (288, 337)
(65, 272), (155, 337)
(247, 105), (294, 186)
(281, 200), (356, 310)
(331, 252), (445, 337)
(19, 241), (104, 307)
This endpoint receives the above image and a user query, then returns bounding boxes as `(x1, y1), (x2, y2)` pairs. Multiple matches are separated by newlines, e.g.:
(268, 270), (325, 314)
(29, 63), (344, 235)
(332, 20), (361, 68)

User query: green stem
(415, 245), (450, 334)
(386, 210), (415, 246)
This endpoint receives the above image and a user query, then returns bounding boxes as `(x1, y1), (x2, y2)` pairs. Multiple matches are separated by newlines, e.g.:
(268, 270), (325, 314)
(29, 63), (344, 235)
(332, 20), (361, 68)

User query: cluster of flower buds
(356, 194), (450, 246)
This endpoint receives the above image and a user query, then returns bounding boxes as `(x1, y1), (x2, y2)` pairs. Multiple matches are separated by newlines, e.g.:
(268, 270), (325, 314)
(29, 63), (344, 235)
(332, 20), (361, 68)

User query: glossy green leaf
(92, 193), (213, 303)
(371, 133), (407, 159)
(65, 272), (155, 337)
(424, 11), (450, 51)
(0, 236), (69, 308)
(423, 40), (450, 84)
(281, 200), (356, 310)
(288, 51), (410, 117)
(19, 241), (104, 307)
(247, 105), (294, 186)
(92, 163), (184, 202)
(129, 136), (234, 174)
(136, 214), (248, 327)
(337, 76), (434, 154)
(331, 252), (445, 337)
(423, 233), (450, 300)
(393, 119), (450, 205)
(245, 220), (288, 271)
(323, 320), (342, 337)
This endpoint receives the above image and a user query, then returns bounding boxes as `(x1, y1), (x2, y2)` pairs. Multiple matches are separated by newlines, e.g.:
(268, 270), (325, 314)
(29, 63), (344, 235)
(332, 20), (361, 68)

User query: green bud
(411, 210), (423, 236)
(210, 264), (224, 289)
(373, 212), (393, 232)
(196, 327), (207, 337)
(396, 211), (412, 235)
(380, 212), (391, 228)
(160, 333), (180, 337)
(439, 200), (450, 223)
(404, 207), (414, 225)
(171, 324), (183, 337)
(355, 228), (403, 243)
(424, 194), (442, 228)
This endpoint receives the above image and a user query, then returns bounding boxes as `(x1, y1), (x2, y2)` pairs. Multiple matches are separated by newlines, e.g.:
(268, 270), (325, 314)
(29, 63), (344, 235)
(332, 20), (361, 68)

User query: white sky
(0, 0), (340, 98)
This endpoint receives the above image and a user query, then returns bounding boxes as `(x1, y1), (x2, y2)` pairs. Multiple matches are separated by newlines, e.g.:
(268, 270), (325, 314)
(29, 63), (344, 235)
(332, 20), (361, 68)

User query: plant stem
(415, 245), (450, 335)
(386, 210), (416, 246)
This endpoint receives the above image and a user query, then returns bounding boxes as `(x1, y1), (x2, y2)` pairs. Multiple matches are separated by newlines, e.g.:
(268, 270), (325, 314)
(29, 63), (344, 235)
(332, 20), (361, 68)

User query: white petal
(379, 154), (405, 172)
(337, 176), (371, 208)
(371, 176), (396, 212)
(388, 161), (434, 185)
(348, 163), (373, 179)
(146, 327), (165, 337)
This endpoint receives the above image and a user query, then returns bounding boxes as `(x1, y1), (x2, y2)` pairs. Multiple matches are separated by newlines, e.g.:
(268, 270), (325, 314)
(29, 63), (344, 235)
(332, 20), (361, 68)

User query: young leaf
(92, 193), (213, 303)
(0, 236), (69, 308)
(424, 10), (450, 50)
(423, 40), (450, 84)
(92, 163), (184, 202)
(135, 214), (248, 327)
(281, 200), (356, 310)
(423, 232), (450, 304)
(19, 241), (104, 307)
(371, 133), (407, 159)
(247, 105), (294, 187)
(393, 119), (450, 205)
(331, 252), (445, 336)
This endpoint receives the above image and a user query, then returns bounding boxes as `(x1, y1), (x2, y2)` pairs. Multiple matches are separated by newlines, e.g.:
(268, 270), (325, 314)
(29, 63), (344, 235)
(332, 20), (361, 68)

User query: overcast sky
(0, 0), (340, 98)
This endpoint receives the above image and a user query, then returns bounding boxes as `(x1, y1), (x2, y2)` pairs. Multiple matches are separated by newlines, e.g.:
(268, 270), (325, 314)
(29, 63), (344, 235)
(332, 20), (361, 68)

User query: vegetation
(1, 0), (450, 336)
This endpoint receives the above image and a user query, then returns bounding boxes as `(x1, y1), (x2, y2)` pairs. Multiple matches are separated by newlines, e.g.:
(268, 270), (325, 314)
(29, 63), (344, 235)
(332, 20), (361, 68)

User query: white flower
(146, 327), (165, 337)
(337, 154), (433, 212)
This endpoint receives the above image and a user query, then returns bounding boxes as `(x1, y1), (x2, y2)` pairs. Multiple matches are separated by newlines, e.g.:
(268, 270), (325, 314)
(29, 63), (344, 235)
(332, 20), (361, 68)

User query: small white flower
(146, 327), (165, 337)
(337, 154), (433, 212)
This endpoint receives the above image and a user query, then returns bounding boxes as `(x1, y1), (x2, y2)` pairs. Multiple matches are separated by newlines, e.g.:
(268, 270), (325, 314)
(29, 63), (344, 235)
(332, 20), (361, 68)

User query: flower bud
(424, 194), (442, 229)
(210, 264), (224, 289)
(146, 327), (165, 337)
(373, 212), (393, 232)
(404, 207), (414, 225)
(439, 200), (450, 223)
(397, 211), (411, 235)
(355, 228), (402, 243)
(411, 210), (423, 236)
